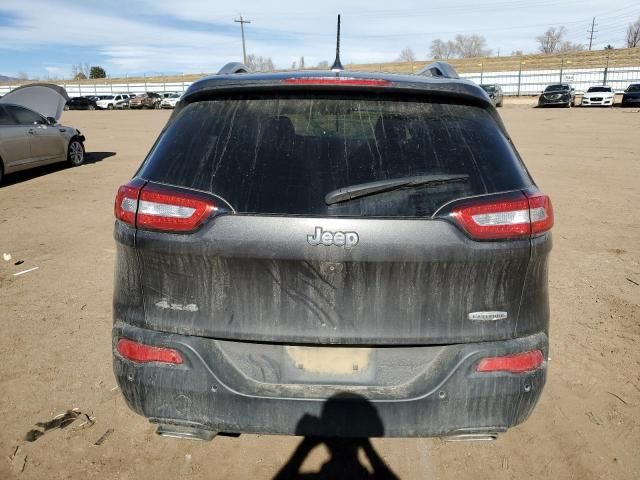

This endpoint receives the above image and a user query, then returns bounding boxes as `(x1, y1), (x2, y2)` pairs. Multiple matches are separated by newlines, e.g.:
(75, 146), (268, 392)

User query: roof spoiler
(416, 61), (459, 79)
(217, 62), (251, 74)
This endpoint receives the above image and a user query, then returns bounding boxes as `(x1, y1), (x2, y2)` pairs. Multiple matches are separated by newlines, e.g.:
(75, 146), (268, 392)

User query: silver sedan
(0, 83), (86, 184)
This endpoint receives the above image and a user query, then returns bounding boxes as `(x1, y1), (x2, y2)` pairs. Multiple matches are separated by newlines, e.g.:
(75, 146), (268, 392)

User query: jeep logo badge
(307, 227), (359, 250)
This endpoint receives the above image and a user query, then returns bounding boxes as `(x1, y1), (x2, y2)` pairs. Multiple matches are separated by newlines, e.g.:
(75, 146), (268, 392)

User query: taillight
(450, 191), (553, 240)
(527, 192), (554, 234)
(114, 181), (217, 232)
(137, 187), (216, 232)
(282, 77), (392, 86)
(117, 338), (183, 364)
(114, 181), (142, 226)
(476, 349), (544, 373)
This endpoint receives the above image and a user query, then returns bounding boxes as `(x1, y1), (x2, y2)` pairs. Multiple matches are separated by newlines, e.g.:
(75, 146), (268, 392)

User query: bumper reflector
(117, 338), (184, 364)
(476, 349), (544, 373)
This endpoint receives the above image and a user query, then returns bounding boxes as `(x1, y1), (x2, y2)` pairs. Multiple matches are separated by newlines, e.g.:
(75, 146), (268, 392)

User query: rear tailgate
(130, 214), (532, 344)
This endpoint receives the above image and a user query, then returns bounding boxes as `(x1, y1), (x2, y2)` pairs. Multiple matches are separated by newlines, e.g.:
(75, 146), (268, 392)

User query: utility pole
(234, 15), (251, 65)
(587, 17), (598, 51)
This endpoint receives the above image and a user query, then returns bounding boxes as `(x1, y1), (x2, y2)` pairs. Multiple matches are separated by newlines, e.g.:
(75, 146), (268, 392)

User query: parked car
(115, 94), (134, 110)
(96, 94), (130, 110)
(113, 66), (553, 440)
(160, 93), (182, 109)
(129, 92), (161, 109)
(620, 83), (640, 107)
(0, 84), (86, 184)
(65, 96), (98, 111)
(581, 86), (614, 107)
(480, 84), (504, 107)
(537, 84), (574, 107)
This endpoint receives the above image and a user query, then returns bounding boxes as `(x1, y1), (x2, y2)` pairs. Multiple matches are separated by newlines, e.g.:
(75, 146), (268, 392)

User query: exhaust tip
(442, 428), (504, 442)
(156, 424), (217, 441)
(443, 432), (499, 442)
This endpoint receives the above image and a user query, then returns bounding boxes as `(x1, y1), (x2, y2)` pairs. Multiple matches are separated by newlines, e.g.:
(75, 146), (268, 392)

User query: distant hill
(0, 74), (18, 82)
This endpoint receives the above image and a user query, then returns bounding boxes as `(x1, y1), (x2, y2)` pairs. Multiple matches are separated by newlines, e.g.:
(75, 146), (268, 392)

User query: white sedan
(581, 86), (614, 107)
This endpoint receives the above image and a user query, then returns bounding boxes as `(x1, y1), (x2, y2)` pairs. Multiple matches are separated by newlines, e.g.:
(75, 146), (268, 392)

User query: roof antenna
(330, 14), (344, 71)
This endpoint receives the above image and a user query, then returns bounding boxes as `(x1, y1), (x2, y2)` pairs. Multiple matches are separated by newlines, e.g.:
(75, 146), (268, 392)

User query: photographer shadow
(273, 393), (400, 480)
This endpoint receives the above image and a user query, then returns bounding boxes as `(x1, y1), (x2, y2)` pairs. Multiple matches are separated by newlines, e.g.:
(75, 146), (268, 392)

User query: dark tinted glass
(545, 84), (569, 92)
(5, 105), (45, 125)
(139, 94), (532, 217)
(0, 106), (16, 125)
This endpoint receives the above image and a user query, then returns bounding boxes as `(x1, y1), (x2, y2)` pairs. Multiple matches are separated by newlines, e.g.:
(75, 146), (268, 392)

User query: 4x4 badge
(307, 227), (359, 250)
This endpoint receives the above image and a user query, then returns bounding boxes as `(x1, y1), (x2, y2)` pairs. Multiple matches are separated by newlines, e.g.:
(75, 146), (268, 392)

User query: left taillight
(114, 181), (217, 232)
(114, 181), (142, 226)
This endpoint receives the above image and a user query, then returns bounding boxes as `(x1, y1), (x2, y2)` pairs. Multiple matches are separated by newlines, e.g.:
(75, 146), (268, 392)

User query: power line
(587, 17), (598, 50)
(234, 15), (251, 65)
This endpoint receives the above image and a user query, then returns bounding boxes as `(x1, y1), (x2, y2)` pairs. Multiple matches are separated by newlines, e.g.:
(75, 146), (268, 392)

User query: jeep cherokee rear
(113, 69), (553, 439)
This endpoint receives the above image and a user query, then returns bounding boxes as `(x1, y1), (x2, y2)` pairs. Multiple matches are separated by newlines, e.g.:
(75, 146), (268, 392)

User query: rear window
(139, 94), (532, 217)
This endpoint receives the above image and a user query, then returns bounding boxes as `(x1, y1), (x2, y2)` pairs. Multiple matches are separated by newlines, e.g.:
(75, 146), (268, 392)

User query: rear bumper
(113, 322), (548, 438)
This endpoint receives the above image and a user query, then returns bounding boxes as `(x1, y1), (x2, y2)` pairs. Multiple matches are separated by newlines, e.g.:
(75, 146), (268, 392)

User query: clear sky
(1, 0), (638, 78)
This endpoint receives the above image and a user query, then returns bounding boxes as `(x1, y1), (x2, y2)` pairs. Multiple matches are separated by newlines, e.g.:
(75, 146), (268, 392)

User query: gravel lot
(1, 104), (639, 479)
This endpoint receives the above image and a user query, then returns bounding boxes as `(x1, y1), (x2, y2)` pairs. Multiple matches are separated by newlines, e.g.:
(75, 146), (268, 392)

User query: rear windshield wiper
(325, 174), (469, 205)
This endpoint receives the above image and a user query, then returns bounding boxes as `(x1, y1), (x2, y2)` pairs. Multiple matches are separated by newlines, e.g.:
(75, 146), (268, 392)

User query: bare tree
(511, 50), (524, 56)
(317, 60), (330, 69)
(430, 39), (456, 59)
(246, 54), (275, 72)
(453, 34), (491, 58)
(17, 72), (28, 80)
(536, 26), (567, 54)
(557, 40), (584, 53)
(291, 60), (297, 69)
(299, 56), (305, 69)
(627, 17), (640, 48)
(397, 47), (416, 62)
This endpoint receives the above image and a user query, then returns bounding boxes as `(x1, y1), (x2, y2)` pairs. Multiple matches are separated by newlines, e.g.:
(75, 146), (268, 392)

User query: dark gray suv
(113, 67), (553, 441)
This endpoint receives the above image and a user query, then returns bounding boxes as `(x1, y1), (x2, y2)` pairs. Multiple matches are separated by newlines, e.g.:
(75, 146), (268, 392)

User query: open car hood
(0, 83), (70, 121)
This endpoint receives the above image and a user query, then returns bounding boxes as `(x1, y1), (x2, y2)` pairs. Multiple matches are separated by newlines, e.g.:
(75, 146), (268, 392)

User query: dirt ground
(1, 103), (639, 480)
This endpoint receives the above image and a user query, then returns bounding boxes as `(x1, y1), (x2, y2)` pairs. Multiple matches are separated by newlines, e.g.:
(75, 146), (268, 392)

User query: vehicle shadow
(1, 151), (116, 187)
(272, 393), (400, 480)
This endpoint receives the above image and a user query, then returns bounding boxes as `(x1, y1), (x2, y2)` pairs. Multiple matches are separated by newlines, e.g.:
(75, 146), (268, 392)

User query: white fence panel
(1, 66), (639, 97)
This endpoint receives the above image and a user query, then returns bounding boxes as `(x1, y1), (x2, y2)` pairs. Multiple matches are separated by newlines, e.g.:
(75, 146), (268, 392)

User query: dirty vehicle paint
(113, 71), (553, 439)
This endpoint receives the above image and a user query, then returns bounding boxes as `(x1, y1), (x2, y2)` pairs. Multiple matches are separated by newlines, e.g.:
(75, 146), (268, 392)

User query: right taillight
(450, 191), (553, 240)
(114, 181), (218, 232)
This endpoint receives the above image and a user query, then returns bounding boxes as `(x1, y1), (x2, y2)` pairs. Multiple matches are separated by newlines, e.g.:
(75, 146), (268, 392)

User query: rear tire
(68, 139), (85, 166)
(89, 105), (95, 111)
(107, 104), (114, 110)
